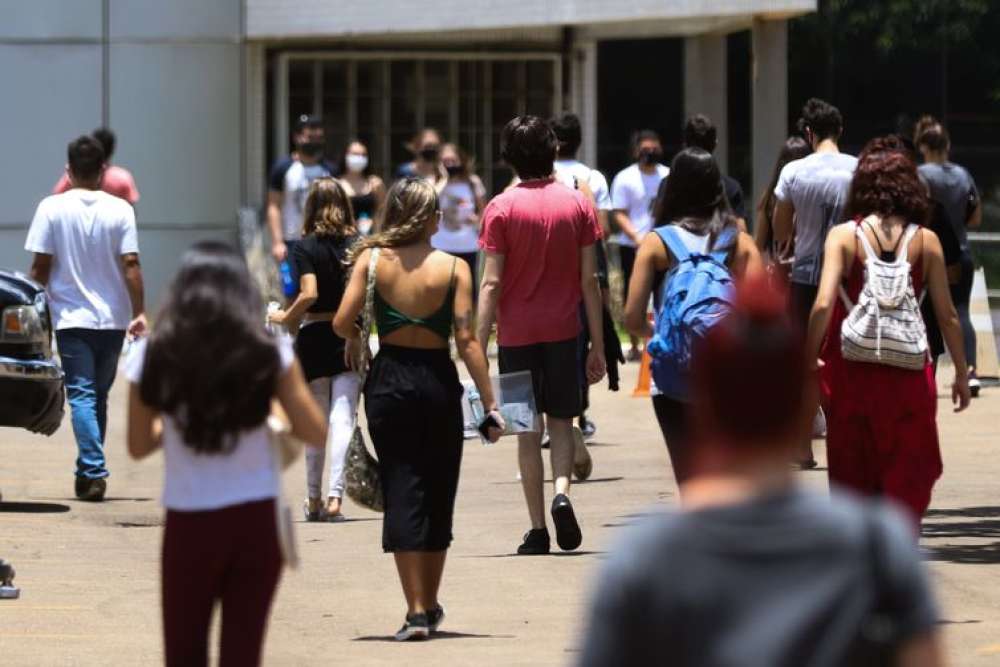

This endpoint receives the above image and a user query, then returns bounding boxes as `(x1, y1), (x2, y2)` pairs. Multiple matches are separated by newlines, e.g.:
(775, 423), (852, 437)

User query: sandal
(303, 498), (326, 522)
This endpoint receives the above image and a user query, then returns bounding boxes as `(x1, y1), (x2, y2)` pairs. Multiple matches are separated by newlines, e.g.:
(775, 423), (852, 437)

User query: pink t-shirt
(53, 165), (140, 204)
(480, 178), (601, 346)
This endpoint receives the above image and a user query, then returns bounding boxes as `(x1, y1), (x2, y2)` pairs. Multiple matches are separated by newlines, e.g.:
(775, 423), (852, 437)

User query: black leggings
(652, 395), (693, 485)
(365, 345), (464, 552)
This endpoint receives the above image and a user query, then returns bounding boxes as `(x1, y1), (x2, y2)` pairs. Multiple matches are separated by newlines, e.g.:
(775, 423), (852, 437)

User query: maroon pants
(162, 499), (283, 667)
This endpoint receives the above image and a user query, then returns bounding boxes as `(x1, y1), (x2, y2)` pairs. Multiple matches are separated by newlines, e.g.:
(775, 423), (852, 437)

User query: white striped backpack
(840, 221), (929, 370)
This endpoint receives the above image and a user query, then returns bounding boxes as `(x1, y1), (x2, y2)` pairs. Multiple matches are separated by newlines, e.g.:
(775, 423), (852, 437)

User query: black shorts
(789, 282), (819, 335)
(499, 337), (581, 419)
(364, 345), (464, 552)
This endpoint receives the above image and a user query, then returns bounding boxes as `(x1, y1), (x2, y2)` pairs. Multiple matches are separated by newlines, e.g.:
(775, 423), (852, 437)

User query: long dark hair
(140, 241), (281, 454)
(652, 147), (737, 247)
(757, 136), (811, 225)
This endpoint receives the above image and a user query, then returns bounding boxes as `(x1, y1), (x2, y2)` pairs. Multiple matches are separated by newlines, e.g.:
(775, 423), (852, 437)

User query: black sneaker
(394, 613), (430, 641)
(427, 604), (446, 632)
(970, 372), (981, 398)
(517, 528), (551, 555)
(74, 477), (107, 502)
(551, 494), (582, 551)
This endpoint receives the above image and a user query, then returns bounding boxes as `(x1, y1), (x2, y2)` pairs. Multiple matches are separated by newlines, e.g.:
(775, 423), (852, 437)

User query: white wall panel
(110, 0), (241, 40)
(0, 0), (102, 40)
(109, 44), (241, 227)
(247, 0), (815, 38)
(0, 45), (102, 225)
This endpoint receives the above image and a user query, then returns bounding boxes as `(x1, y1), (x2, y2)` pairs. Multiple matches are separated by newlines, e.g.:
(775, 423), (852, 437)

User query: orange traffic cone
(632, 311), (655, 397)
(632, 345), (653, 397)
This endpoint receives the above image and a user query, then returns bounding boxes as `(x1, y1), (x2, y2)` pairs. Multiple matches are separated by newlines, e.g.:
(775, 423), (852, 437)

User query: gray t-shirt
(578, 489), (938, 667)
(774, 152), (858, 285)
(919, 162), (979, 255)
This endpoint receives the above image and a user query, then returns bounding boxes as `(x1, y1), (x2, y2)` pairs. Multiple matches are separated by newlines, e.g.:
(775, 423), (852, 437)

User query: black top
(351, 193), (377, 221)
(292, 233), (355, 313)
(722, 174), (746, 220)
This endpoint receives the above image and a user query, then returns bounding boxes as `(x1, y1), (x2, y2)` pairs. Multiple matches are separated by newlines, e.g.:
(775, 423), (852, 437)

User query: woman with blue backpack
(805, 137), (971, 529)
(624, 148), (763, 486)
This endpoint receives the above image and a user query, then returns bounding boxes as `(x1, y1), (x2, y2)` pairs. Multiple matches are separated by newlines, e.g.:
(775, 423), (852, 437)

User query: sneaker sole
(551, 500), (582, 551)
(395, 627), (430, 641)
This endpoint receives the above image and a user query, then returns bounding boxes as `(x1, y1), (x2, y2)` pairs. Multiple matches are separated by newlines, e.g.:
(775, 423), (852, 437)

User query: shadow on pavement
(922, 542), (1000, 564)
(926, 506), (1000, 519)
(922, 520), (1000, 540)
(469, 550), (605, 558)
(353, 631), (515, 642)
(0, 501), (71, 514)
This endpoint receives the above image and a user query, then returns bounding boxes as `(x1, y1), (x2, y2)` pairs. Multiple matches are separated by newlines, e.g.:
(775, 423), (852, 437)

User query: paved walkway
(1, 363), (998, 665)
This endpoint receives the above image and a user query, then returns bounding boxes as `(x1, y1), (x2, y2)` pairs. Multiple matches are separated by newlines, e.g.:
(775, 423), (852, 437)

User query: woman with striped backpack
(806, 137), (971, 529)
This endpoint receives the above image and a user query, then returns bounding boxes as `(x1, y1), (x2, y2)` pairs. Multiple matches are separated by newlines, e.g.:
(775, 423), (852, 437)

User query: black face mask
(419, 146), (440, 161)
(445, 164), (463, 177)
(299, 141), (324, 158)
(639, 149), (662, 165)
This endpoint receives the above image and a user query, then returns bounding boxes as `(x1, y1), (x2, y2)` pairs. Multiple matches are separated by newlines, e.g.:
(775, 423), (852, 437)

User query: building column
(751, 18), (788, 215)
(570, 39), (599, 167)
(684, 34), (728, 172)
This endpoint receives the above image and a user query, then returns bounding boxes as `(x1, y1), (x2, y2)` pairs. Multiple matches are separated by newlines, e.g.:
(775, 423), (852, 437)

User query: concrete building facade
(0, 0), (815, 304)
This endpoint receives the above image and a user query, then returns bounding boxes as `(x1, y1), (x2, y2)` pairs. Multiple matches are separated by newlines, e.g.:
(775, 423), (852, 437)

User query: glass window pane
(459, 96), (479, 129)
(390, 95), (417, 130)
(357, 61), (383, 95)
(459, 61), (479, 92)
(425, 95), (449, 134)
(526, 94), (551, 117)
(288, 60), (313, 97)
(492, 61), (518, 92)
(425, 60), (450, 96)
(391, 131), (413, 172)
(390, 61), (416, 95)
(526, 60), (554, 93)
(321, 96), (347, 131)
(492, 95), (516, 128)
(357, 95), (383, 131)
(322, 61), (347, 96)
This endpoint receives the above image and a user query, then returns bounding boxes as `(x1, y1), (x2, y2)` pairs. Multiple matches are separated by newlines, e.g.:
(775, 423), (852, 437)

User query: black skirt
(294, 321), (348, 381)
(364, 344), (464, 552)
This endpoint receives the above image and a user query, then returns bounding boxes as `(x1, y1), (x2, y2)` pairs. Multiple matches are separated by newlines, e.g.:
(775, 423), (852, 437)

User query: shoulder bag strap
(359, 247), (380, 379)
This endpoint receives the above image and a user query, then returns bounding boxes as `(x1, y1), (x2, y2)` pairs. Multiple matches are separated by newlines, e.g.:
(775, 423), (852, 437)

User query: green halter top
(374, 258), (456, 340)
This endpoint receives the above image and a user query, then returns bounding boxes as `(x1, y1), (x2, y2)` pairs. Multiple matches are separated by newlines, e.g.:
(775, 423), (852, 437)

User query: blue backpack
(646, 226), (738, 400)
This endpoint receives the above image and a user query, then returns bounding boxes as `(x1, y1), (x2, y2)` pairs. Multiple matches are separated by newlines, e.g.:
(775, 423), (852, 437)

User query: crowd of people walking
(21, 93), (984, 664)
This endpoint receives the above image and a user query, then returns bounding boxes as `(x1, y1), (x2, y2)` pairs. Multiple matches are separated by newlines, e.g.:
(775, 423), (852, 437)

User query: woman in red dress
(805, 137), (971, 529)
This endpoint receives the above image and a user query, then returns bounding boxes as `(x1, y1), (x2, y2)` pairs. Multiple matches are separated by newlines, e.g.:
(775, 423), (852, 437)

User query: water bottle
(279, 260), (296, 298)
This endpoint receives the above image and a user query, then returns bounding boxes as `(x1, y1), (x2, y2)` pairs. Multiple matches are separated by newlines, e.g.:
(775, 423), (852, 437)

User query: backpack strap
(896, 224), (920, 263)
(709, 226), (739, 264)
(654, 226), (693, 263)
(855, 223), (881, 262)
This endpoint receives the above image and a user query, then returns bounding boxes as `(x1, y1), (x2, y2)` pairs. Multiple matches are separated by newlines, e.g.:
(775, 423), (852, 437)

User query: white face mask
(345, 154), (369, 173)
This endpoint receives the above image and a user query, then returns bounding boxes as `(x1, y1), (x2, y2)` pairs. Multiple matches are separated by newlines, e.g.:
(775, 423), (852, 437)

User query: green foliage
(812, 0), (990, 49)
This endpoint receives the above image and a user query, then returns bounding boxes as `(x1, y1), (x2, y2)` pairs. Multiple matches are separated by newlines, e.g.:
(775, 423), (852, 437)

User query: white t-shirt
(25, 189), (138, 330)
(269, 158), (336, 241)
(554, 159), (612, 212)
(124, 336), (295, 512)
(774, 151), (858, 286)
(430, 177), (486, 254)
(610, 163), (670, 247)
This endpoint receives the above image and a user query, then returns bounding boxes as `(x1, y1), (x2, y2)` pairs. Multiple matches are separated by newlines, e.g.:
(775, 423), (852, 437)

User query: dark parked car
(0, 270), (64, 436)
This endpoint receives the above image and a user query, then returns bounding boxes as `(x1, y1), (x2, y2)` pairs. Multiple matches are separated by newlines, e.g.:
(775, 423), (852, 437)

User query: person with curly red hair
(805, 136), (971, 529)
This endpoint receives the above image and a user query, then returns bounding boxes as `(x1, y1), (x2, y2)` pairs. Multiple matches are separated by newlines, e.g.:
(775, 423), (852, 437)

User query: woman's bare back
(375, 245), (457, 349)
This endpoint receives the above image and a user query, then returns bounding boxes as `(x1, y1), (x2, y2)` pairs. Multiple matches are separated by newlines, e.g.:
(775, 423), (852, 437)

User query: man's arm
(613, 210), (641, 245)
(772, 199), (796, 244)
(580, 244), (606, 384)
(29, 253), (52, 286)
(122, 253), (147, 337)
(267, 190), (286, 261)
(476, 252), (504, 350)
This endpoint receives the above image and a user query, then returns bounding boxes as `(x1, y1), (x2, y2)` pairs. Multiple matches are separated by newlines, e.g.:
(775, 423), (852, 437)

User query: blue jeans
(56, 329), (126, 480)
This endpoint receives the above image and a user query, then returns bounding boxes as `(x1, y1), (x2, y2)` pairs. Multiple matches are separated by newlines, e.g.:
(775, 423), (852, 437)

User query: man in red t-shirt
(477, 115), (606, 555)
(53, 128), (140, 206)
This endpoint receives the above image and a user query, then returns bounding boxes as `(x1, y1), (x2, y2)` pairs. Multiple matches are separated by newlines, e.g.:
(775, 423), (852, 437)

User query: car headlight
(1, 301), (48, 345)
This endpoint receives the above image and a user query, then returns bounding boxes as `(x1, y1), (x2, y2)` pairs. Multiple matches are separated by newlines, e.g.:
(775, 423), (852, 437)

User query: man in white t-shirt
(772, 98), (857, 468)
(610, 130), (670, 359)
(266, 115), (337, 271)
(25, 135), (146, 502)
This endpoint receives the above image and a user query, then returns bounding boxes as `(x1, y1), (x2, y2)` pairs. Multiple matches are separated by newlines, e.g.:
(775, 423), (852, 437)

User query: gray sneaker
(395, 613), (430, 641)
